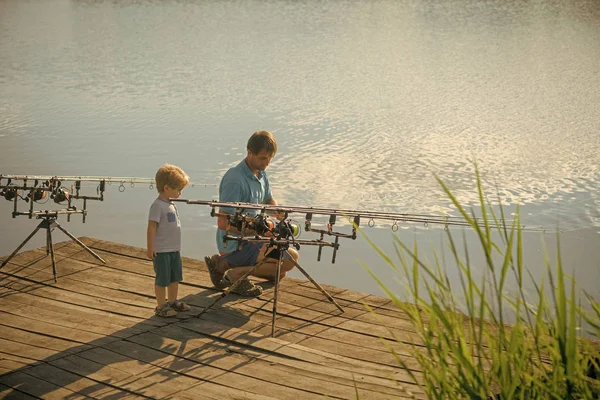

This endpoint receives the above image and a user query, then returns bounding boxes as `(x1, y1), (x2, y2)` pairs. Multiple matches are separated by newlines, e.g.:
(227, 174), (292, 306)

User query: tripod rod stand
(0, 215), (106, 282)
(198, 244), (344, 337)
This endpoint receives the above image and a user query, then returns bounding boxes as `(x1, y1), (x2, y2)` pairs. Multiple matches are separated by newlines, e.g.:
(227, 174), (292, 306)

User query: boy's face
(163, 185), (182, 199)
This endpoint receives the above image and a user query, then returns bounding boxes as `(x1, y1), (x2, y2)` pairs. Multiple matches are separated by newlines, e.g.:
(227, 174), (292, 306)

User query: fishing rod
(0, 173), (218, 281)
(0, 174), (217, 220)
(0, 174), (216, 191)
(173, 199), (536, 265)
(175, 199), (516, 230)
(175, 198), (528, 335)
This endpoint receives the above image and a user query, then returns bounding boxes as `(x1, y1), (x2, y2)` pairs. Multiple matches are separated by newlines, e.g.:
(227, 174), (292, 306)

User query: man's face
(247, 150), (274, 172)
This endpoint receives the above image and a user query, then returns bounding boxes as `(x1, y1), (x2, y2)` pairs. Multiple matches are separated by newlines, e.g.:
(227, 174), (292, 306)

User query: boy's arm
(147, 220), (158, 259)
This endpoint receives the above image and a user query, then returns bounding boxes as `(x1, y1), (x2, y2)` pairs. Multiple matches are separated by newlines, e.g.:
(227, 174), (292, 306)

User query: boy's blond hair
(155, 164), (190, 193)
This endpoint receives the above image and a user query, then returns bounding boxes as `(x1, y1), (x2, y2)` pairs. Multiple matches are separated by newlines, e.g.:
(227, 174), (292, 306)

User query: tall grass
(361, 166), (600, 399)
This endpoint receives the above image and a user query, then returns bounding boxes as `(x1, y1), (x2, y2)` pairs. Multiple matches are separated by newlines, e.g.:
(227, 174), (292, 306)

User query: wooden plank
(64, 240), (417, 334)
(54, 345), (284, 400)
(0, 269), (167, 326)
(216, 293), (424, 352)
(235, 292), (421, 345)
(0, 297), (149, 341)
(199, 301), (420, 366)
(0, 324), (92, 356)
(267, 283), (418, 332)
(174, 382), (279, 400)
(49, 353), (183, 398)
(180, 318), (402, 377)
(104, 336), (391, 400)
(2, 255), (156, 309)
(3, 238), (399, 318)
(86, 345), (278, 400)
(0, 383), (38, 400)
(0, 311), (119, 347)
(56, 244), (216, 292)
(0, 238), (428, 398)
(0, 359), (33, 376)
(152, 323), (423, 398)
(3, 248), (211, 319)
(4, 247), (427, 357)
(177, 323), (419, 399)
(0, 240), (86, 275)
(285, 282), (414, 322)
(91, 246), (417, 335)
(194, 305), (426, 377)
(0, 338), (63, 362)
(22, 363), (146, 400)
(0, 370), (88, 399)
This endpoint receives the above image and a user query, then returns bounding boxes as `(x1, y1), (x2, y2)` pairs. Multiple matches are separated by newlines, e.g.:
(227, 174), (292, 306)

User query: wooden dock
(0, 237), (424, 399)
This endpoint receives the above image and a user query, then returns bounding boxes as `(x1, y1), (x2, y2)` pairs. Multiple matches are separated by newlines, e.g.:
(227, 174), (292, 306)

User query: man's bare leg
(224, 245), (299, 282)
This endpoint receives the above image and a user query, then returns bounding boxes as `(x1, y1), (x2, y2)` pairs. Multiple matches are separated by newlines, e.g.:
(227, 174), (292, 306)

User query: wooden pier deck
(0, 238), (424, 399)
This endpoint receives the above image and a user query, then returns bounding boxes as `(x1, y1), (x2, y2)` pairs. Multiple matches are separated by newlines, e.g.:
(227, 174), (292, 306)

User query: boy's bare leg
(155, 285), (167, 307)
(167, 282), (178, 303)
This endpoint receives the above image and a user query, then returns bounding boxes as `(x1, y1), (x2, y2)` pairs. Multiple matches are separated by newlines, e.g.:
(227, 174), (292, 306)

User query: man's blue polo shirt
(216, 159), (272, 253)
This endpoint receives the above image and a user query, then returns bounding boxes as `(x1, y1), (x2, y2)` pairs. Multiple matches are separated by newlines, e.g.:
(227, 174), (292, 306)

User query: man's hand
(264, 198), (284, 221)
(271, 211), (285, 221)
(263, 230), (274, 238)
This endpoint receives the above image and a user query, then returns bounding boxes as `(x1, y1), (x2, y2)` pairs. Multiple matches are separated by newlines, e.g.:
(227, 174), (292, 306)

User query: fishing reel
(230, 213), (301, 239)
(1, 187), (19, 201)
(52, 187), (70, 204)
(254, 215), (301, 239)
(28, 189), (48, 202)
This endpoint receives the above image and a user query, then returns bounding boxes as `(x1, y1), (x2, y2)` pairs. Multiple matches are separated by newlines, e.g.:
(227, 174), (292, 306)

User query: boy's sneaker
(155, 303), (177, 318)
(204, 254), (228, 289)
(222, 270), (263, 297)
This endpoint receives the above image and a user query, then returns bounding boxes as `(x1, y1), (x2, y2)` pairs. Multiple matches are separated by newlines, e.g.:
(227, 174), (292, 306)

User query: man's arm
(264, 197), (285, 220)
(217, 199), (278, 234)
(218, 209), (270, 235)
(217, 178), (262, 234)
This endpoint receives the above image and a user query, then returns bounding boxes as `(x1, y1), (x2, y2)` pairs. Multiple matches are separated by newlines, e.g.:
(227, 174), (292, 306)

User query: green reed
(360, 165), (599, 399)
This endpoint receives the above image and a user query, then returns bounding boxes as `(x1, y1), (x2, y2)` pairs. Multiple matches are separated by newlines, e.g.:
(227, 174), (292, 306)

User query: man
(204, 131), (299, 297)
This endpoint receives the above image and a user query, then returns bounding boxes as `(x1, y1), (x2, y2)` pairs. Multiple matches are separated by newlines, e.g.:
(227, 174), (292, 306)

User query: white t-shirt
(148, 198), (181, 252)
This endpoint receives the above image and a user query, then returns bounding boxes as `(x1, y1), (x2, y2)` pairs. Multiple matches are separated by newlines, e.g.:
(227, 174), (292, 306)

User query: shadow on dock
(0, 237), (424, 399)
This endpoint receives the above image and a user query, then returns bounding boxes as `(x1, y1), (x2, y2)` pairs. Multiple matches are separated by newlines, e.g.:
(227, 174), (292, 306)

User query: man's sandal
(155, 303), (177, 317)
(170, 300), (190, 312)
(204, 255), (228, 289)
(222, 271), (263, 297)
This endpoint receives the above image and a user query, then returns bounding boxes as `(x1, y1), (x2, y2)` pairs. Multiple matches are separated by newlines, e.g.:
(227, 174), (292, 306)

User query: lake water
(1, 0), (599, 304)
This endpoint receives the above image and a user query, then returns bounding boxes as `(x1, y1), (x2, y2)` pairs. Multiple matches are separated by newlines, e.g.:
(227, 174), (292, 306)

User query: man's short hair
(247, 131), (277, 156)
(155, 164), (190, 193)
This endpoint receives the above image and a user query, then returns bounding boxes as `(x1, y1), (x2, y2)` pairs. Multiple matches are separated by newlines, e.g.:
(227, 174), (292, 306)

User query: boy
(147, 164), (191, 317)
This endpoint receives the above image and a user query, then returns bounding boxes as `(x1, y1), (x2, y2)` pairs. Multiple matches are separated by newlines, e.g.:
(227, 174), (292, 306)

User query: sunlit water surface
(1, 0), (599, 303)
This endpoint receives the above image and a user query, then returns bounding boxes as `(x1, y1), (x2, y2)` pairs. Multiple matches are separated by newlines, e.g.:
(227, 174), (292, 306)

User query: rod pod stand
(197, 240), (344, 337)
(0, 213), (106, 282)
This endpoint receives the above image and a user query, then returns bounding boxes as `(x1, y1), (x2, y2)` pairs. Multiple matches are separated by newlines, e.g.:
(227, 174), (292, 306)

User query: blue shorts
(223, 243), (263, 266)
(153, 251), (183, 287)
(222, 244), (282, 267)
